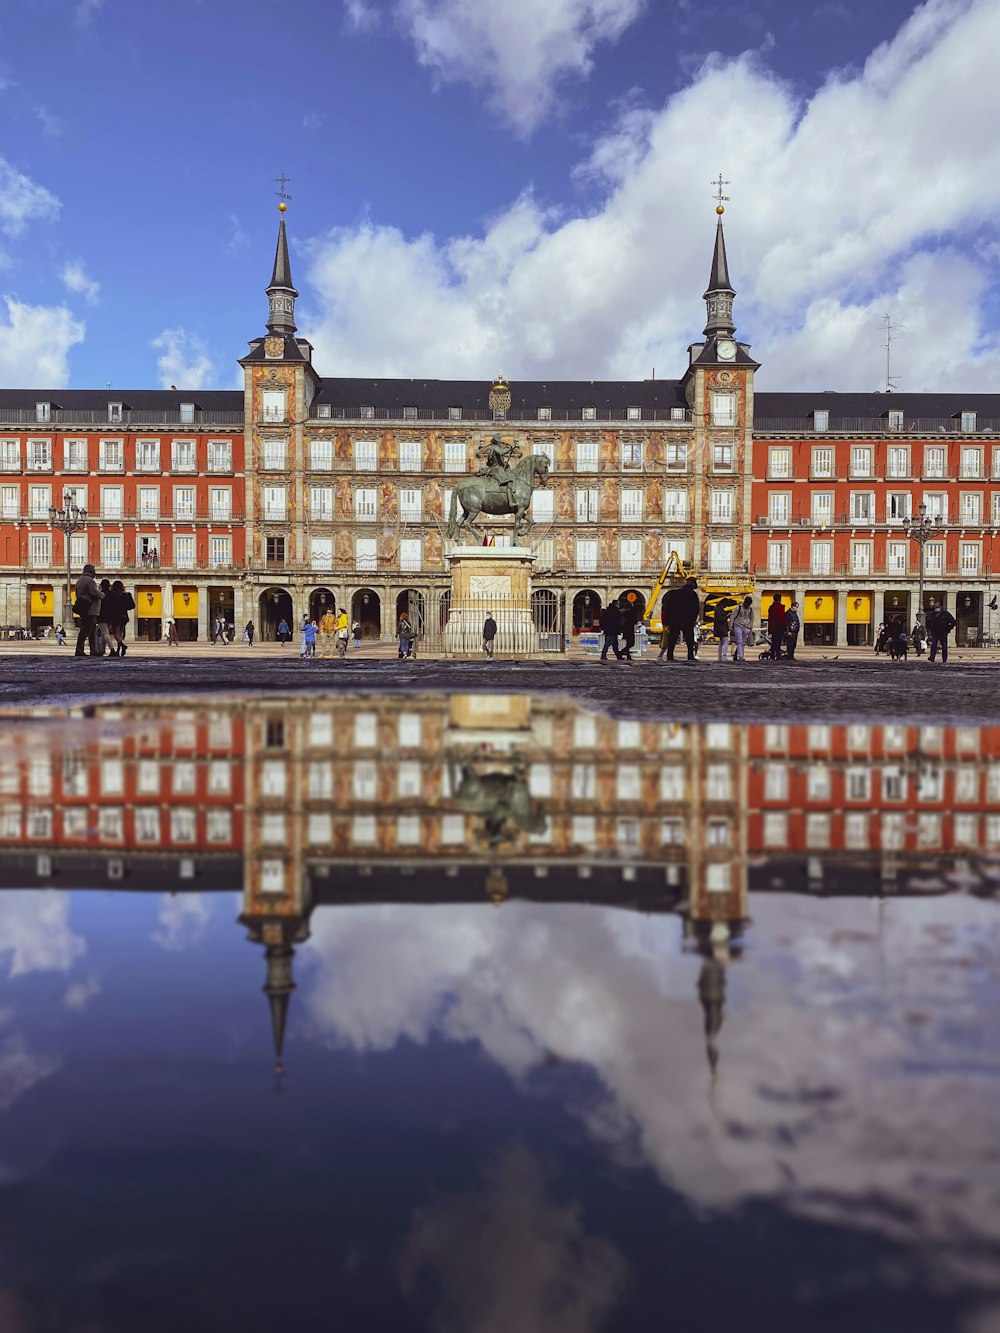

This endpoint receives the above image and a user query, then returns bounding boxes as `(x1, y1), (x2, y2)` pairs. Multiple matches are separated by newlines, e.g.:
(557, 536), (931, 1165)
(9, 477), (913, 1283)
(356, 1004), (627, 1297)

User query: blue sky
(1, 0), (999, 391)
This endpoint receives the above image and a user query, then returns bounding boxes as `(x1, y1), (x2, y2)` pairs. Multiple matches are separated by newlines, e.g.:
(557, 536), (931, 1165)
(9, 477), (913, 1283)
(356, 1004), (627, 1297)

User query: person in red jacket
(767, 595), (787, 661)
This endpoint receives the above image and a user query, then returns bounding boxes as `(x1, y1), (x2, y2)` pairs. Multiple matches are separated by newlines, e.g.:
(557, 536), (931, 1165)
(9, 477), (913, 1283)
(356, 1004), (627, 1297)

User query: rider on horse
(477, 435), (519, 505)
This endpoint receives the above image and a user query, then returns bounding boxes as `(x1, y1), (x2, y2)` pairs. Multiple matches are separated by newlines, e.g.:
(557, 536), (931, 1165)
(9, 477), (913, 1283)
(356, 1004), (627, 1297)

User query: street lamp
(903, 501), (943, 622)
(48, 499), (88, 624)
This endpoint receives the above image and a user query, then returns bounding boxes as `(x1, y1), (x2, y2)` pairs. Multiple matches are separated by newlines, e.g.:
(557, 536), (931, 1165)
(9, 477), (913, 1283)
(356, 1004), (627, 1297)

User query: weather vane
(274, 171), (293, 213)
(711, 172), (730, 215)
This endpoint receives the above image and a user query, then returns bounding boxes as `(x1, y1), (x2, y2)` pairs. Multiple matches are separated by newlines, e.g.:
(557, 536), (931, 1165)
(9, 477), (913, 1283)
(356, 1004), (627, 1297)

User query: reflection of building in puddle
(1, 700), (999, 1069)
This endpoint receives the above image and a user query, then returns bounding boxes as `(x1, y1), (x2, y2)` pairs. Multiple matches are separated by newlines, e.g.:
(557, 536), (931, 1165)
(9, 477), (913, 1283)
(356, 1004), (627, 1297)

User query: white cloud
(0, 156), (60, 239)
(34, 104), (65, 138)
(302, 111), (323, 131)
(151, 328), (216, 390)
(0, 1033), (61, 1112)
(391, 0), (645, 135)
(64, 976), (101, 1011)
(227, 213), (250, 256)
(74, 0), (103, 26)
(60, 259), (100, 304)
(305, 0), (1000, 390)
(0, 297), (85, 388)
(0, 890), (85, 977)
(344, 0), (381, 32)
(151, 893), (213, 951)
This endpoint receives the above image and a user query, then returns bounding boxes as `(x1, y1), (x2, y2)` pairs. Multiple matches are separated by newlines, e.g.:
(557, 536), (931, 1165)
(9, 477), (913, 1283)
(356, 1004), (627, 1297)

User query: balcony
(310, 407), (695, 425)
(755, 417), (1000, 435)
(0, 406), (244, 428)
(751, 561), (992, 580)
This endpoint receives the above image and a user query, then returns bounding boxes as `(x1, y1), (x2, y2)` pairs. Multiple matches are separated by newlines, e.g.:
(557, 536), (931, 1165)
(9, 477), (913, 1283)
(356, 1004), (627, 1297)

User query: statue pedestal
(444, 546), (541, 658)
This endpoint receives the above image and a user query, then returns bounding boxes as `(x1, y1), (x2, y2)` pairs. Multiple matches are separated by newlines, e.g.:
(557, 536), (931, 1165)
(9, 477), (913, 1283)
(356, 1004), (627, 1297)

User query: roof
(0, 388), (243, 410)
(755, 390), (1000, 422)
(312, 376), (689, 416)
(704, 217), (734, 295)
(268, 216), (296, 294)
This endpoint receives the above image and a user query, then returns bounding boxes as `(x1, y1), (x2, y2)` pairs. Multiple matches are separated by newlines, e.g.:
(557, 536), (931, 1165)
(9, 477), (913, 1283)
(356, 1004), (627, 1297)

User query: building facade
(1, 208), (998, 644)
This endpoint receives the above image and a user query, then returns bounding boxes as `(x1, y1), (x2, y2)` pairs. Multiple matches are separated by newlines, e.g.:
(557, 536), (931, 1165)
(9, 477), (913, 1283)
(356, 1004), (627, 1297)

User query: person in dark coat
(104, 579), (135, 657)
(619, 602), (637, 661)
(767, 595), (786, 660)
(664, 578), (700, 662)
(599, 599), (623, 661)
(245, 620), (255, 645)
(712, 600), (732, 662)
(73, 564), (102, 658)
(784, 599), (801, 661)
(926, 604), (956, 663)
(482, 612), (497, 660)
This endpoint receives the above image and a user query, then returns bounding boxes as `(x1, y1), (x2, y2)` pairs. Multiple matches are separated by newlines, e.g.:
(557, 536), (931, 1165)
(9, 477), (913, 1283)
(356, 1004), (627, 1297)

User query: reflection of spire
(486, 867), (508, 908)
(264, 940), (296, 1076)
(697, 958), (726, 1079)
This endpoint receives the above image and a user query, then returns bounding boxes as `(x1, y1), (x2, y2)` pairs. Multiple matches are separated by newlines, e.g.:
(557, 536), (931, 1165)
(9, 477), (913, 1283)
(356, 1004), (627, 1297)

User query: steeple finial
(266, 179), (298, 337)
(703, 174), (736, 338)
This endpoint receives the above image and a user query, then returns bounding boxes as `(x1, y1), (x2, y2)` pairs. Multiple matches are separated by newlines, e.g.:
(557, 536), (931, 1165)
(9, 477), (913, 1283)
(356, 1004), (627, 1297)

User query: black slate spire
(703, 215), (736, 338)
(266, 211), (298, 337)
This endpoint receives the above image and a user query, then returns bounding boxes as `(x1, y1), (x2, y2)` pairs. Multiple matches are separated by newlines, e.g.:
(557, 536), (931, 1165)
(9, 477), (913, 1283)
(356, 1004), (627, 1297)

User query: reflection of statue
(446, 753), (547, 847)
(448, 450), (551, 540)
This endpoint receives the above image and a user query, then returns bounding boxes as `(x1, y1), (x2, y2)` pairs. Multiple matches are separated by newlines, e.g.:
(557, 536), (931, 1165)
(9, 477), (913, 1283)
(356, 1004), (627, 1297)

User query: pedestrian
(911, 612), (926, 657)
(244, 619), (255, 646)
(277, 617), (291, 645)
(104, 579), (134, 657)
(766, 595), (786, 660)
(874, 622), (887, 655)
(483, 611), (497, 660)
(619, 602), (637, 661)
(599, 599), (623, 661)
(317, 607), (337, 658)
(166, 616), (179, 647)
(730, 595), (754, 663)
(398, 613), (414, 659)
(784, 599), (801, 661)
(662, 577), (700, 662)
(336, 609), (350, 658)
(926, 603), (956, 663)
(73, 563), (102, 658)
(712, 600), (731, 662)
(352, 619), (362, 649)
(303, 619), (317, 658)
(54, 622), (66, 646)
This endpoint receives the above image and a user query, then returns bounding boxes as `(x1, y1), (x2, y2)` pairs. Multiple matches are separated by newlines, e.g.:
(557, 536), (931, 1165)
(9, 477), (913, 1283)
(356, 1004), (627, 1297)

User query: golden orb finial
(278, 200), (287, 213)
(716, 204), (725, 215)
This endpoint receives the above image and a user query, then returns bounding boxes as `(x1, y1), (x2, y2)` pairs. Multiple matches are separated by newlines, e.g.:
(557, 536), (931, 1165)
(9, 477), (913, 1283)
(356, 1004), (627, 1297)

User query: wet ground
(1, 689), (999, 1331)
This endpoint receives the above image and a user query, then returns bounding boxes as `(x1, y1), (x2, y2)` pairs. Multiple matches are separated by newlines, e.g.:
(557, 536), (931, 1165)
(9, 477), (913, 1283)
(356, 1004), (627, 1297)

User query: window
(767, 541), (790, 575)
(576, 440), (598, 472)
(960, 447), (982, 478)
(713, 444), (733, 471)
(97, 438), (124, 472)
(262, 487), (286, 521)
(174, 401), (194, 425)
(710, 392), (736, 426)
(887, 541), (907, 573)
(768, 492), (790, 524)
(310, 537), (332, 570)
(664, 489), (688, 522)
(768, 446), (791, 478)
(887, 409), (904, 431)
(27, 439), (52, 470)
(401, 405), (417, 421)
(850, 491), (873, 522)
(582, 406), (596, 421)
(961, 411), (977, 433)
(173, 486), (195, 518)
(107, 402), (123, 423)
(924, 445), (946, 478)
(960, 541), (980, 574)
(266, 536), (285, 566)
(138, 487), (159, 520)
(100, 486), (123, 519)
(537, 406), (552, 421)
(807, 765), (831, 801)
(399, 440), (421, 472)
(851, 542), (872, 575)
(851, 446), (872, 477)
(622, 442), (643, 471)
(709, 539), (733, 572)
(34, 401), (51, 423)
(444, 441), (466, 473)
(399, 488), (422, 521)
(64, 438), (88, 471)
(887, 492), (911, 523)
(706, 764), (732, 801)
(993, 493), (1000, 528)
(763, 812), (788, 847)
(960, 492), (982, 525)
(207, 439), (232, 472)
(262, 389), (285, 423)
(670, 406), (686, 421)
(29, 533), (50, 566)
(0, 486), (17, 519)
(764, 724), (788, 750)
(29, 484), (51, 518)
(626, 406), (641, 421)
(101, 534), (123, 567)
(360, 405), (374, 420)
(763, 763), (788, 801)
(133, 438), (159, 472)
(356, 537), (377, 570)
(666, 442), (688, 471)
(812, 492), (833, 526)
(400, 538), (422, 572)
(620, 538), (642, 571)
(354, 487), (377, 520)
(621, 489), (643, 523)
(886, 446), (909, 478)
(576, 487), (598, 522)
(710, 490), (734, 524)
(923, 493), (947, 523)
(309, 486), (334, 521)
(993, 447), (1000, 479)
(810, 540), (833, 575)
(532, 489), (554, 522)
(354, 439), (377, 470)
(806, 813), (831, 848)
(399, 713), (422, 748)
(811, 447), (834, 477)
(0, 439), (20, 471)
(306, 439), (332, 472)
(209, 487), (231, 520)
(813, 409), (829, 431)
(263, 439), (286, 470)
(174, 535), (195, 568)
(447, 406), (462, 421)
(576, 538), (597, 571)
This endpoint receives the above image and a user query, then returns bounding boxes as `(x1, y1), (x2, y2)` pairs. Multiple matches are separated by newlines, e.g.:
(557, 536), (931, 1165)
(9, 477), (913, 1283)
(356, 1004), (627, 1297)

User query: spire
(697, 957), (726, 1079)
(266, 206), (298, 337)
(264, 940), (296, 1075)
(703, 174), (736, 339)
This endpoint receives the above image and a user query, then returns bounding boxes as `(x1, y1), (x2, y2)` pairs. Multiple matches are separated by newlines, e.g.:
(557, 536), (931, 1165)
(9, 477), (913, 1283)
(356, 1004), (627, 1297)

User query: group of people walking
(598, 599), (641, 661)
(875, 606), (956, 662)
(72, 564), (136, 658)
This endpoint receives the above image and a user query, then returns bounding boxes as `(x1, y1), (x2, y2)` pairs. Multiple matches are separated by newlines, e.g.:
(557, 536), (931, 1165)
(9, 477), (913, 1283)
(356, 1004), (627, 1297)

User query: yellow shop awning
(762, 591), (791, 614)
(173, 587), (198, 618)
(847, 592), (872, 623)
(30, 585), (54, 617)
(137, 586), (162, 617)
(804, 593), (836, 623)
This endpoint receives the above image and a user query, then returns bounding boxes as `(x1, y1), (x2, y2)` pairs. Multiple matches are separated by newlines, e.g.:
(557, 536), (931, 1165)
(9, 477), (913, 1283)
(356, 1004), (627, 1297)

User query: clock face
(716, 339), (737, 361)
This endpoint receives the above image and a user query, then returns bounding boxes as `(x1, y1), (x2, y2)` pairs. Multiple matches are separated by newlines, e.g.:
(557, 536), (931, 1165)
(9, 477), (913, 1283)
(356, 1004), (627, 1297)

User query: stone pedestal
(444, 546), (541, 657)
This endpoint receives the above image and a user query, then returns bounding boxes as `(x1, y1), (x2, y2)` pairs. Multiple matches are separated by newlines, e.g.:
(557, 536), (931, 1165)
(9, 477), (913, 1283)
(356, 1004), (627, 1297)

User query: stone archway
(310, 586), (336, 622)
(572, 589), (601, 634)
(351, 588), (381, 639)
(258, 587), (293, 642)
(618, 587), (647, 619)
(396, 588), (426, 636)
(531, 588), (559, 633)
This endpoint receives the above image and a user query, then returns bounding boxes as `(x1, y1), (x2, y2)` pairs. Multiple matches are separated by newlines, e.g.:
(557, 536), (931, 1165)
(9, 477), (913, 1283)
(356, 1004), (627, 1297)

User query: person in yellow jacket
(336, 609), (349, 658)
(317, 608), (337, 658)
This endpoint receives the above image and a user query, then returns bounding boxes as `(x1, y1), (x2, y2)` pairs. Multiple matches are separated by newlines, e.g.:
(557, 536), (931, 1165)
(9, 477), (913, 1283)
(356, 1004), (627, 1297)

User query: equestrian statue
(447, 435), (551, 540)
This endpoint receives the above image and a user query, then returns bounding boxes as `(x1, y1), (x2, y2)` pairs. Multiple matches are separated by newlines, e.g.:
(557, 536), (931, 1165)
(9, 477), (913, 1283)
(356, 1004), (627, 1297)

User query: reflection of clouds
(400, 1143), (627, 1333)
(0, 1013), (61, 1112)
(151, 894), (213, 951)
(63, 976), (101, 1011)
(0, 891), (85, 977)
(302, 897), (1000, 1285)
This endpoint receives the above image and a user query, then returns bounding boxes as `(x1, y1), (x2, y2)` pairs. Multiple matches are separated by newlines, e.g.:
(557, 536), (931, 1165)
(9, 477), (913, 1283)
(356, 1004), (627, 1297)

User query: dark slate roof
(0, 387), (243, 410)
(312, 377), (688, 416)
(756, 391), (1000, 420)
(239, 334), (309, 365)
(704, 217), (734, 295)
(268, 216), (297, 293)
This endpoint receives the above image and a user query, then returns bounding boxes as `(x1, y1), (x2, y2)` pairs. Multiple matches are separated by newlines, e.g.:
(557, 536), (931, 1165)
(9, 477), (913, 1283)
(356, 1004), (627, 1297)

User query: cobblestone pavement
(0, 644), (998, 722)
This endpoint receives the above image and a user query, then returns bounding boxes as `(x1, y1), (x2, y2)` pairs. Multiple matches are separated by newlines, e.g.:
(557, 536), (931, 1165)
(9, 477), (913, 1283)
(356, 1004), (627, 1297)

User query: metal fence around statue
(415, 590), (566, 657)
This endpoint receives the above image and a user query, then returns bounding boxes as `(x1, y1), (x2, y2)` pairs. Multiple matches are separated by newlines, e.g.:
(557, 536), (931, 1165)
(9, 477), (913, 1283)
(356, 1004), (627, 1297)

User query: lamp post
(903, 502), (943, 622)
(48, 499), (88, 624)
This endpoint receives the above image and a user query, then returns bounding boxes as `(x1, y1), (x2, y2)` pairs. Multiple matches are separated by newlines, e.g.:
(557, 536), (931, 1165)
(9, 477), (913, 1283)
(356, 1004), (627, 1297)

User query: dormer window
(360, 404), (374, 420)
(537, 406), (552, 421)
(402, 405), (418, 421)
(670, 406), (685, 421)
(35, 401), (51, 423)
(448, 406), (462, 421)
(317, 403), (331, 419)
(961, 411), (977, 433)
(179, 401), (195, 425)
(582, 406), (596, 421)
(887, 409), (904, 431)
(626, 406), (641, 421)
(813, 409), (829, 432)
(107, 402), (123, 423)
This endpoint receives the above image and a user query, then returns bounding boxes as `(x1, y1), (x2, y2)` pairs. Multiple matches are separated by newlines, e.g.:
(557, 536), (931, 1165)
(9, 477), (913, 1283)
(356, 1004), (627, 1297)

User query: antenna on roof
(881, 312), (905, 394)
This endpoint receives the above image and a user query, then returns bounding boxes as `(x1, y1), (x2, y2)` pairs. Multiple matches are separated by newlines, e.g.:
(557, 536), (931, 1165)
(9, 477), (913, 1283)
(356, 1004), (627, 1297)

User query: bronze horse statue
(447, 755), (548, 847)
(447, 453), (551, 541)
